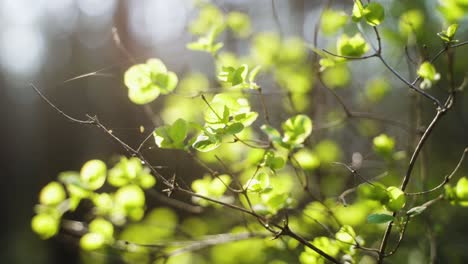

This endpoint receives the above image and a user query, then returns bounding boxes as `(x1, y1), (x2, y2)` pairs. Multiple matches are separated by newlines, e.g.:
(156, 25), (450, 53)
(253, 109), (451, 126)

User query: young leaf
(417, 61), (440, 89)
(154, 118), (188, 149)
(385, 186), (406, 211)
(225, 122), (244, 135)
(282, 114), (313, 146)
(438, 24), (459, 43)
(80, 232), (106, 251)
(80, 159), (107, 190)
(455, 177), (468, 200)
(367, 213), (394, 224)
(192, 134), (222, 152)
(31, 213), (60, 239)
(373, 134), (395, 157)
(352, 0), (365, 22)
(364, 2), (385, 26)
(321, 9), (348, 35)
(337, 33), (369, 57)
(39, 181), (66, 206)
(227, 11), (251, 37)
(124, 59), (178, 104)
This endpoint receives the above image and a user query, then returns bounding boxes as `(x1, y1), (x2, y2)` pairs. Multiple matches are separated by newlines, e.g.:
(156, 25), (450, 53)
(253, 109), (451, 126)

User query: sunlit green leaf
(337, 33), (369, 57)
(384, 186), (406, 211)
(321, 9), (348, 35)
(80, 159), (107, 190)
(154, 118), (188, 149)
(124, 59), (178, 104)
(192, 133), (222, 152)
(282, 114), (313, 146)
(89, 218), (114, 240)
(39, 181), (66, 206)
(399, 10), (424, 37)
(115, 185), (145, 210)
(417, 62), (440, 89)
(227, 11), (251, 37)
(31, 213), (60, 239)
(80, 232), (106, 251)
(363, 3), (385, 26)
(367, 213), (394, 224)
(455, 177), (468, 200)
(373, 134), (395, 157)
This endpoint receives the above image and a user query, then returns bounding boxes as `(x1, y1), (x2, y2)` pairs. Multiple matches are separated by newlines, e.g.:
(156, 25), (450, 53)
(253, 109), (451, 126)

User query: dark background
(1, 0), (467, 263)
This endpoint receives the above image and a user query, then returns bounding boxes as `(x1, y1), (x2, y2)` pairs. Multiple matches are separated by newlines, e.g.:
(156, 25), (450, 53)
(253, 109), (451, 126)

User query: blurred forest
(1, 0), (468, 263)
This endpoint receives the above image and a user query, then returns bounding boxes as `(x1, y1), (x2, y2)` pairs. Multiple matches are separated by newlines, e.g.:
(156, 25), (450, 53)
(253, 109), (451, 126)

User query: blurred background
(1, 0), (467, 263)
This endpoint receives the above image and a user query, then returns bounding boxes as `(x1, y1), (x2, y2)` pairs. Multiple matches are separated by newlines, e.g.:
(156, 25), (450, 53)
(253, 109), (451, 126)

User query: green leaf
(187, 26), (224, 55)
(261, 124), (282, 143)
(80, 159), (107, 190)
(335, 225), (356, 245)
(31, 213), (60, 239)
(218, 64), (249, 86)
(337, 33), (369, 57)
(446, 23), (459, 38)
(373, 134), (395, 157)
(321, 9), (348, 35)
(399, 9), (424, 37)
(367, 213), (394, 224)
(417, 62), (440, 81)
(314, 140), (342, 163)
(282, 114), (313, 146)
(263, 151), (285, 170)
(385, 186), (406, 211)
(357, 182), (388, 202)
(263, 192), (289, 212)
(417, 61), (440, 89)
(352, 0), (365, 22)
(293, 149), (320, 170)
(438, 24), (459, 43)
(89, 218), (114, 240)
(80, 232), (106, 251)
(227, 11), (251, 37)
(124, 59), (178, 104)
(154, 118), (188, 149)
(225, 122), (244, 135)
(245, 172), (270, 192)
(115, 185), (145, 210)
(455, 177), (468, 200)
(363, 2), (385, 26)
(39, 181), (66, 206)
(192, 134), (222, 152)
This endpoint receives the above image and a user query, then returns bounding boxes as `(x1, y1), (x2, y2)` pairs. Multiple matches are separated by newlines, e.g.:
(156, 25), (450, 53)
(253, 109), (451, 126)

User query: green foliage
(352, 1), (385, 26)
(321, 9), (348, 35)
(80, 159), (107, 190)
(399, 9), (424, 37)
(373, 134), (395, 158)
(39, 181), (66, 206)
(192, 174), (232, 206)
(31, 213), (60, 239)
(438, 24), (459, 43)
(367, 213), (394, 224)
(417, 62), (441, 89)
(31, 1), (468, 263)
(337, 33), (369, 57)
(154, 118), (189, 150)
(124, 59), (178, 104)
(384, 186), (406, 212)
